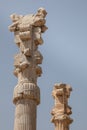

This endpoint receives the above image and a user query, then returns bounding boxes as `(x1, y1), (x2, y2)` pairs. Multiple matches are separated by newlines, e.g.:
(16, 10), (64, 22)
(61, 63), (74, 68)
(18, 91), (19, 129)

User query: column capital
(51, 83), (73, 125)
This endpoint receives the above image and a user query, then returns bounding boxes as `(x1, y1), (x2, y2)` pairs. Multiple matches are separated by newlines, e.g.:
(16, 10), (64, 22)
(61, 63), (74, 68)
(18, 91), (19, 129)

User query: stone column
(9, 8), (47, 130)
(51, 83), (73, 130)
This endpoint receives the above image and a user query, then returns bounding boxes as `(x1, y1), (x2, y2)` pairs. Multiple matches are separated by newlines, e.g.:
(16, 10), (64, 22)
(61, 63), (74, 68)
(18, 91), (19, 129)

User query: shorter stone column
(51, 83), (73, 130)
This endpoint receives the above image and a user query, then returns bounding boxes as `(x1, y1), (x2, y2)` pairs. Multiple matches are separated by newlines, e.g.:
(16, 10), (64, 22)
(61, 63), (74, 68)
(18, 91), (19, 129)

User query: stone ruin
(9, 8), (73, 130)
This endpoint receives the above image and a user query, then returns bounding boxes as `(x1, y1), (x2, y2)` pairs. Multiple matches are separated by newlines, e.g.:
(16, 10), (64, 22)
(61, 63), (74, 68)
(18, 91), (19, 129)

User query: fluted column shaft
(54, 121), (69, 130)
(14, 99), (37, 130)
(13, 82), (40, 130)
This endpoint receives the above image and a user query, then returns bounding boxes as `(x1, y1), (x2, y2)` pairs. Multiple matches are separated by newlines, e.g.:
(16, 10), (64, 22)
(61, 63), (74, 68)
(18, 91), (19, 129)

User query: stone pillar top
(52, 83), (72, 98)
(9, 8), (48, 33)
(51, 83), (73, 125)
(9, 8), (47, 105)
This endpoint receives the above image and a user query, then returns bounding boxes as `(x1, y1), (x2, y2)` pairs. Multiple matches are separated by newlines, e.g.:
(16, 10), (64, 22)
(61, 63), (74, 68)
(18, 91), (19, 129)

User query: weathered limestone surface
(9, 8), (47, 130)
(51, 83), (73, 130)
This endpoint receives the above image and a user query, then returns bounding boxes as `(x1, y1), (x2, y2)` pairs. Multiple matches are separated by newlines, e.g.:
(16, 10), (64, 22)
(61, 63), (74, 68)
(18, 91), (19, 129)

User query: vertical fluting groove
(59, 121), (60, 130)
(59, 122), (61, 130)
(62, 122), (63, 130)
(14, 100), (37, 130)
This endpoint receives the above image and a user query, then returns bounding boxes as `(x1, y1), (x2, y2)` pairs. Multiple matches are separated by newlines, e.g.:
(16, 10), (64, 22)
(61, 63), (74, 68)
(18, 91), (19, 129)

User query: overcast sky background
(0, 0), (87, 130)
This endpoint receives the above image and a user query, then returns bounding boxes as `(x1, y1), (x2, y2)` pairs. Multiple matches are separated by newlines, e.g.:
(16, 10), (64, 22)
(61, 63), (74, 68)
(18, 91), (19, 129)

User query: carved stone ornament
(9, 8), (47, 130)
(51, 83), (73, 130)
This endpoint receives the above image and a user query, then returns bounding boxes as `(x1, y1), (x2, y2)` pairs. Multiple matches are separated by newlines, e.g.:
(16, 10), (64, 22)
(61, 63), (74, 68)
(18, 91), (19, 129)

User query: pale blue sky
(0, 0), (87, 130)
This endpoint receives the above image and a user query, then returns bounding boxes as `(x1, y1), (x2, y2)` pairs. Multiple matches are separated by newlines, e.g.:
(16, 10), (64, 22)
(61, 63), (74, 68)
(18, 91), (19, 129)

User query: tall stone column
(9, 8), (47, 130)
(51, 83), (73, 130)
